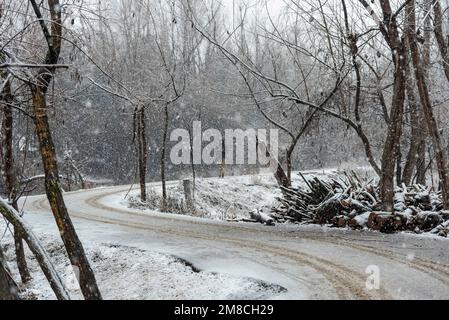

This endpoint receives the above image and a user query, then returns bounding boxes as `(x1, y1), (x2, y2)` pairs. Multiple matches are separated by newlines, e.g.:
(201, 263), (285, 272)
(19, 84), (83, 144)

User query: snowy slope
(123, 170), (346, 221)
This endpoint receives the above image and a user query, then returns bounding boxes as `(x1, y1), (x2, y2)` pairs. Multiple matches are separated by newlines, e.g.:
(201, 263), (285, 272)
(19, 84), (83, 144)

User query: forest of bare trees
(2, 0), (449, 300)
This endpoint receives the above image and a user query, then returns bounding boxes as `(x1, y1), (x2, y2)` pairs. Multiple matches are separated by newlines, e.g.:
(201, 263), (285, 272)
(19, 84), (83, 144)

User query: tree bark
(414, 0), (432, 186)
(379, 72), (406, 211)
(161, 103), (169, 204)
(416, 140), (427, 185)
(258, 137), (290, 189)
(433, 0), (449, 82)
(188, 122), (196, 200)
(358, 0), (407, 211)
(378, 51), (406, 211)
(136, 106), (147, 202)
(402, 38), (421, 186)
(285, 150), (292, 184)
(396, 145), (403, 186)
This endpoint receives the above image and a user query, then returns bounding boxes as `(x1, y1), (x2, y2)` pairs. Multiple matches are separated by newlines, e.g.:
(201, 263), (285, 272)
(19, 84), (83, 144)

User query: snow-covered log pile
(272, 172), (449, 237)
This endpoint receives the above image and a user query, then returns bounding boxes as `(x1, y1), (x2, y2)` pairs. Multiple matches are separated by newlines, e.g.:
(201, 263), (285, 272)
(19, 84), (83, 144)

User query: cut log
(431, 220), (449, 237)
(250, 210), (275, 226)
(440, 211), (449, 221)
(421, 212), (444, 231)
(367, 212), (405, 233)
(273, 171), (449, 236)
(408, 212), (444, 232)
(342, 198), (372, 213)
(348, 212), (371, 230)
(331, 215), (350, 228)
(315, 194), (349, 223)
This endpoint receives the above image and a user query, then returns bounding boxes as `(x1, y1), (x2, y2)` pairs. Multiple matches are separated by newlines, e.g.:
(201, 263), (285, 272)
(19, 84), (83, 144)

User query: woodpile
(271, 172), (449, 237)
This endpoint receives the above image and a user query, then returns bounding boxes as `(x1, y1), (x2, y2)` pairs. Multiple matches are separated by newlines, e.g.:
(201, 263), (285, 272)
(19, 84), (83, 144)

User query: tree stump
(183, 179), (194, 208)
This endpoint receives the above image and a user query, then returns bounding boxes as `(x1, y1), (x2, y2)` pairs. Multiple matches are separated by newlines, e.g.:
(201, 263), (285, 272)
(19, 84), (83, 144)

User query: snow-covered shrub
(128, 187), (206, 216)
(160, 195), (189, 215)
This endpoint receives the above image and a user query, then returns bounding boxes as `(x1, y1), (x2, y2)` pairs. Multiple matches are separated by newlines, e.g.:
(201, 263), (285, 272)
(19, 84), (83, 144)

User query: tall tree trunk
(161, 104), (169, 205)
(1, 79), (31, 284)
(407, 0), (449, 209)
(136, 106), (147, 202)
(27, 0), (102, 299)
(416, 141), (427, 185)
(396, 145), (403, 186)
(402, 38), (421, 186)
(285, 149), (293, 185)
(31, 86), (102, 299)
(415, 0), (431, 186)
(188, 122), (196, 200)
(379, 63), (406, 210)
(434, 0), (449, 82)
(358, 0), (406, 209)
(378, 45), (406, 210)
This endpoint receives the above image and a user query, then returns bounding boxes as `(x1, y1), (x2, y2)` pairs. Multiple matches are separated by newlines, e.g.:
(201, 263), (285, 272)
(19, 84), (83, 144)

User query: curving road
(22, 182), (449, 300)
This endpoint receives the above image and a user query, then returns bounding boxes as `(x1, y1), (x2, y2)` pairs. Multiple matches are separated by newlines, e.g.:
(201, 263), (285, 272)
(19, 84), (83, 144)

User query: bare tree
(1, 76), (31, 284)
(0, 0), (31, 287)
(187, 0), (355, 186)
(406, 0), (449, 209)
(434, 0), (449, 82)
(26, 0), (102, 299)
(401, 36), (422, 186)
(358, 0), (407, 210)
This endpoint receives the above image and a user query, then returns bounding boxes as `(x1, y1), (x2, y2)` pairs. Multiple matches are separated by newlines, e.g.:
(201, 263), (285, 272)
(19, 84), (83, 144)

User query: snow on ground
(0, 220), (286, 300)
(126, 175), (282, 221)
(4, 167), (422, 300)
(123, 168), (374, 222)
(119, 167), (448, 239)
(5, 169), (449, 300)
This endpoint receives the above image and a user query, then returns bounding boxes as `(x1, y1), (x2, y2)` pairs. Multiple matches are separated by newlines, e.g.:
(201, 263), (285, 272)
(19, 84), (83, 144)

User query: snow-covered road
(21, 181), (449, 300)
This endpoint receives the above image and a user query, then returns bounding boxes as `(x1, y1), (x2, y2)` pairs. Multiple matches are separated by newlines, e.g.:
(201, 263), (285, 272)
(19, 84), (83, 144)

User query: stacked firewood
(271, 171), (449, 237)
